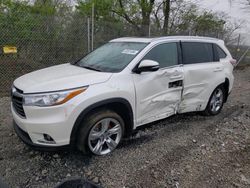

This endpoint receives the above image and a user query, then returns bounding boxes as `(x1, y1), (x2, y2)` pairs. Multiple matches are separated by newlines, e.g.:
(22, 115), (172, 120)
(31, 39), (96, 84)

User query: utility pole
(91, 3), (95, 51)
(236, 34), (241, 59)
(148, 19), (151, 37)
(87, 18), (90, 53)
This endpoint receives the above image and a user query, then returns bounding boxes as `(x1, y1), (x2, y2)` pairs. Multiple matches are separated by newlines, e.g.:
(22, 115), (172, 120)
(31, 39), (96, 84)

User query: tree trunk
(141, 14), (150, 36)
(139, 0), (155, 36)
(163, 0), (170, 35)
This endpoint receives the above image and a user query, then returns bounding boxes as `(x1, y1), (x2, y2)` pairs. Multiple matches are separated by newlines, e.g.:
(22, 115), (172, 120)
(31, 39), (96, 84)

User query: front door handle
(170, 75), (183, 80)
(169, 80), (183, 88)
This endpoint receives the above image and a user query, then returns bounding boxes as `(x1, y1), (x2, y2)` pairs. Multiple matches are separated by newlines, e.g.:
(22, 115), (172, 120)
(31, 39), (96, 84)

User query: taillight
(230, 59), (237, 67)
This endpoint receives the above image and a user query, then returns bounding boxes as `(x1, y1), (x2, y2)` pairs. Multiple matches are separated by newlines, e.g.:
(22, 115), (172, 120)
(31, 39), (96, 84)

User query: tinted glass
(76, 42), (148, 72)
(216, 45), (227, 59)
(142, 43), (178, 68)
(182, 42), (214, 64)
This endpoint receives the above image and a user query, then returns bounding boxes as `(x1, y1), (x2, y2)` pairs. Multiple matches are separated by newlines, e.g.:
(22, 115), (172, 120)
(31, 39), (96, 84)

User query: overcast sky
(194, 0), (250, 44)
(195, 0), (250, 30)
(197, 1), (249, 25)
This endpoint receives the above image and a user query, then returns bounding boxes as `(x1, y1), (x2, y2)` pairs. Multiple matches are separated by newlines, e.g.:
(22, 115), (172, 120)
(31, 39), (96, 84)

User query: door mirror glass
(135, 59), (160, 73)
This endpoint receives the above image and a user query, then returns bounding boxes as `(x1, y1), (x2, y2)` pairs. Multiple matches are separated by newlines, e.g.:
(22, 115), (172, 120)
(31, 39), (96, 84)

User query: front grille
(12, 87), (26, 118)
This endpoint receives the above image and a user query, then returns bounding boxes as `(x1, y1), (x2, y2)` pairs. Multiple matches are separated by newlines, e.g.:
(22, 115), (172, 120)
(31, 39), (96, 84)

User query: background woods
(0, 0), (248, 96)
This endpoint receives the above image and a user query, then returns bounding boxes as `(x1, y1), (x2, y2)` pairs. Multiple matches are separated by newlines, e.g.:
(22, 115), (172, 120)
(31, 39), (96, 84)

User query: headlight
(23, 87), (87, 107)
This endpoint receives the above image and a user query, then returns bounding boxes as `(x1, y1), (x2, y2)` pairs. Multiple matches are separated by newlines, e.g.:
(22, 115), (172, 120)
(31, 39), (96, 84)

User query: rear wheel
(77, 109), (124, 155)
(203, 85), (225, 116)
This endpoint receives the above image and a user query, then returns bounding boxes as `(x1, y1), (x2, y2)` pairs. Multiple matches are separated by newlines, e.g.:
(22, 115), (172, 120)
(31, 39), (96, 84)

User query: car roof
(110, 36), (224, 44)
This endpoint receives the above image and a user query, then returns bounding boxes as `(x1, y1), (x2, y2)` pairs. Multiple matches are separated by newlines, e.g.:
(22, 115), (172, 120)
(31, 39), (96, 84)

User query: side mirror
(134, 59), (160, 74)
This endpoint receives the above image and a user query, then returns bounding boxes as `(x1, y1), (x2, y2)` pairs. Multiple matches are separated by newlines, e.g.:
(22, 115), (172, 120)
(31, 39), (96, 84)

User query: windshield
(76, 42), (148, 72)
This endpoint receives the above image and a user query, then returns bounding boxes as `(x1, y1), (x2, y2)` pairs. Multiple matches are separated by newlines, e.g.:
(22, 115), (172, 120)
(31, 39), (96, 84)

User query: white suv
(11, 36), (235, 155)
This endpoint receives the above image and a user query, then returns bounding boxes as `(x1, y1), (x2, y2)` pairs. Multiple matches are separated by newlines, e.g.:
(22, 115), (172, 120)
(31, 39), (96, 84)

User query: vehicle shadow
(118, 112), (206, 149)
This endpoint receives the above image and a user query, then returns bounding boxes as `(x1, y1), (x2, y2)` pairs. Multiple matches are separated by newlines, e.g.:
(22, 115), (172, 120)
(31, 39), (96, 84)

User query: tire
(202, 85), (226, 116)
(77, 109), (125, 155)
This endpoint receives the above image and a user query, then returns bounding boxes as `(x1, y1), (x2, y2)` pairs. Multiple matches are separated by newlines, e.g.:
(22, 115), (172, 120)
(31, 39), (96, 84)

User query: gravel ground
(0, 67), (250, 188)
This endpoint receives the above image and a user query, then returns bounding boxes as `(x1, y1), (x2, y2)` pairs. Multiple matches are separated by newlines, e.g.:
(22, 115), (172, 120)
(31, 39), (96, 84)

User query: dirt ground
(0, 67), (250, 188)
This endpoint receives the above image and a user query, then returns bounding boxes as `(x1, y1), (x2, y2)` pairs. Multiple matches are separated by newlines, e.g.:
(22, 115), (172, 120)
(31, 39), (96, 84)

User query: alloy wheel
(210, 88), (224, 113)
(88, 118), (122, 155)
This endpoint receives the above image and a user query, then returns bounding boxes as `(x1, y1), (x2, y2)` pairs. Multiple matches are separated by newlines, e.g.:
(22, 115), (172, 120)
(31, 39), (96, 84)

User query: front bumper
(13, 120), (70, 151)
(11, 100), (77, 148)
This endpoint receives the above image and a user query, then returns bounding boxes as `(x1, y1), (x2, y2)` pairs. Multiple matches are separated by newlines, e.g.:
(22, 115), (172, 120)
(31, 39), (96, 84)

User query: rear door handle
(214, 67), (223, 72)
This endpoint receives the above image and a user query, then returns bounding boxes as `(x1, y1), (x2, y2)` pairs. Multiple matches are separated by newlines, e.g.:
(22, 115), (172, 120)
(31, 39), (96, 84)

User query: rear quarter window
(182, 42), (214, 64)
(215, 45), (227, 59)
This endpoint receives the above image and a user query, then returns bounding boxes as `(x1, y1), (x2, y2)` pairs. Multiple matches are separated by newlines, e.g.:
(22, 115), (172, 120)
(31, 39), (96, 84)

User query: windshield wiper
(81, 65), (102, 72)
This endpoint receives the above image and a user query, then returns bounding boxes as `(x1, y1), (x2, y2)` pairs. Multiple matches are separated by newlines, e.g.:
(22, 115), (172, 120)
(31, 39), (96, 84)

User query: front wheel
(77, 109), (124, 155)
(203, 85), (225, 116)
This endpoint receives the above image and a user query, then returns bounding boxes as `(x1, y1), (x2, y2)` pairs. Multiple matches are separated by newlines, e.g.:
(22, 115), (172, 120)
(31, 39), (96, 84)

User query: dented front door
(133, 66), (184, 126)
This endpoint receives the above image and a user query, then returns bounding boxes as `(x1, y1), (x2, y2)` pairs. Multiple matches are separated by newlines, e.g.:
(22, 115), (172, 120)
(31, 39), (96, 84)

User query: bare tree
(163, 0), (170, 34)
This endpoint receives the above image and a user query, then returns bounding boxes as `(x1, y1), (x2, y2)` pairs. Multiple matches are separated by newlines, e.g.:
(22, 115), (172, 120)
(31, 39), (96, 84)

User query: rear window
(182, 42), (214, 64)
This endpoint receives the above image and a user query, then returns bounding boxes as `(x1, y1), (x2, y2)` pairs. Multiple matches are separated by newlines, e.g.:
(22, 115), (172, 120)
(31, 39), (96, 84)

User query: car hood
(14, 63), (113, 93)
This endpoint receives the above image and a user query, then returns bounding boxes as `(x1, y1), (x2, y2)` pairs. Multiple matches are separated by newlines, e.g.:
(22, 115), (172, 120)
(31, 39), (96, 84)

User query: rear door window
(182, 42), (214, 64)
